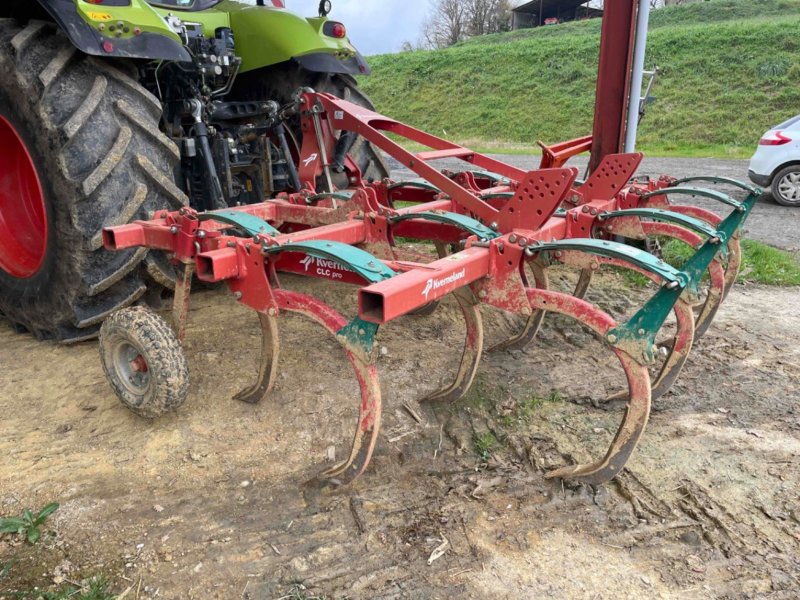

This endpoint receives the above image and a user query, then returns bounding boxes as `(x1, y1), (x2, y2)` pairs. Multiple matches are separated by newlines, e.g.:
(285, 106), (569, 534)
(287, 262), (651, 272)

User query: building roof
(513, 0), (597, 15)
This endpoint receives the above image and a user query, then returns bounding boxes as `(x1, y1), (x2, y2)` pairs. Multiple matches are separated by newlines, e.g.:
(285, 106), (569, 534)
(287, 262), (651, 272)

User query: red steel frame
(104, 93), (662, 327)
(101, 92), (746, 487)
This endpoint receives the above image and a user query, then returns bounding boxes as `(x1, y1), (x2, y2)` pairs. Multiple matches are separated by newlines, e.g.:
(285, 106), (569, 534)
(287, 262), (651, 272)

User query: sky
(287, 0), (431, 55)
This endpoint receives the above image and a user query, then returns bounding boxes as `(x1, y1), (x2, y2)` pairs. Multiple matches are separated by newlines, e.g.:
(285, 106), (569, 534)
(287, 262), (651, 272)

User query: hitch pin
(311, 106), (337, 208)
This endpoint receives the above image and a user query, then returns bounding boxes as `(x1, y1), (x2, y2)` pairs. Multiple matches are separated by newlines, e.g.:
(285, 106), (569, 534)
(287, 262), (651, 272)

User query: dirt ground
(1, 266), (798, 598)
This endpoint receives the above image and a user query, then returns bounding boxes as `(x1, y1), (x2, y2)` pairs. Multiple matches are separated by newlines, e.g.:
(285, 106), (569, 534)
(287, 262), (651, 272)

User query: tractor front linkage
(99, 91), (758, 487)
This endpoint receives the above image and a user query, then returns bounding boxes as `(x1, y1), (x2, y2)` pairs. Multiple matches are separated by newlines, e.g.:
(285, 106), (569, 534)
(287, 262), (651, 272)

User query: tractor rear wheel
(0, 21), (186, 341)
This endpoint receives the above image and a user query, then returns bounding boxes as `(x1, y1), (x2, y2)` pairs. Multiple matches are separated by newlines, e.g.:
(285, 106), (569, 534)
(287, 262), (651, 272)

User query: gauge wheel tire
(0, 21), (187, 342)
(770, 166), (800, 207)
(99, 306), (189, 419)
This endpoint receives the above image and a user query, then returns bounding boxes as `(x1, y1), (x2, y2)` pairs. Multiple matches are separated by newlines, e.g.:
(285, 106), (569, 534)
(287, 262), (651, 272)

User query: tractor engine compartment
(141, 18), (301, 211)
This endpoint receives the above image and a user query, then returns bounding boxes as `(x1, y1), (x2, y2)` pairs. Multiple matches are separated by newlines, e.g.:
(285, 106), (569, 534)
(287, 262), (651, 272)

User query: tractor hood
(35, 0), (369, 75)
(216, 1), (370, 75)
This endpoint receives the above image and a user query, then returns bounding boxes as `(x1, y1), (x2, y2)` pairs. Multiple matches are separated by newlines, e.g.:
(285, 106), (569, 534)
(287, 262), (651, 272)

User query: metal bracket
(525, 238), (687, 287)
(387, 181), (442, 193)
(461, 170), (511, 186)
(336, 316), (380, 357)
(389, 211), (501, 241)
(670, 176), (761, 196)
(640, 187), (743, 210)
(263, 240), (396, 284)
(306, 191), (356, 205)
(198, 211), (280, 237)
(600, 208), (721, 239)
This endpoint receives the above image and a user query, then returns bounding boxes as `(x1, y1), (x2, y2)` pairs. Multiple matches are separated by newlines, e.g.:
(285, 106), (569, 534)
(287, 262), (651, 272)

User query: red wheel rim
(0, 114), (48, 278)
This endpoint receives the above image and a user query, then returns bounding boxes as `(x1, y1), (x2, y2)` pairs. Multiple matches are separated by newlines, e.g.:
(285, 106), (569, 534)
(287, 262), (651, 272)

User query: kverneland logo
(422, 269), (466, 299)
(300, 256), (352, 272)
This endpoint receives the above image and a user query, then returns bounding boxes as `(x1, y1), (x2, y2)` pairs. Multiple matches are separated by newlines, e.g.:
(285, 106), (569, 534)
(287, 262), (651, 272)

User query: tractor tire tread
(0, 22), (185, 341)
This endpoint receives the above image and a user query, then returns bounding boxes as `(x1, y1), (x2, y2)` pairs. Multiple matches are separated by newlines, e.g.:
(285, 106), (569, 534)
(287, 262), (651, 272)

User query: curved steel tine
(693, 259), (726, 339)
(318, 355), (382, 484)
(605, 298), (695, 403)
(651, 299), (695, 400)
(525, 288), (652, 486)
(490, 261), (549, 352)
(234, 311), (281, 404)
(600, 248), (698, 400)
(573, 268), (593, 300)
(647, 204), (742, 303)
(638, 220), (726, 341)
(424, 286), (484, 403)
(721, 236), (742, 302)
(272, 290), (382, 487)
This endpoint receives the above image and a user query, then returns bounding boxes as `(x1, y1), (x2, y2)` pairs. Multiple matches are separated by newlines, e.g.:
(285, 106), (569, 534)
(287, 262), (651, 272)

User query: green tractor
(0, 0), (387, 341)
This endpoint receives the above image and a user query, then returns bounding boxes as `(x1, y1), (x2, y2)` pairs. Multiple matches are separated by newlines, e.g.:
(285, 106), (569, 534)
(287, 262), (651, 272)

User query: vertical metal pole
(624, 0), (652, 152)
(588, 0), (638, 173)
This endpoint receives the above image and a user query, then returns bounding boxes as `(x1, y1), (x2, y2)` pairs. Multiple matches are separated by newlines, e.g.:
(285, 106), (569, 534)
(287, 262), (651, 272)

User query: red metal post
(589, 0), (639, 173)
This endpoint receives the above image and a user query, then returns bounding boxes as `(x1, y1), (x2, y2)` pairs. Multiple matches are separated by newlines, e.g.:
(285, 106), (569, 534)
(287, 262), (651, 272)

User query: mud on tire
(99, 306), (189, 419)
(0, 20), (187, 342)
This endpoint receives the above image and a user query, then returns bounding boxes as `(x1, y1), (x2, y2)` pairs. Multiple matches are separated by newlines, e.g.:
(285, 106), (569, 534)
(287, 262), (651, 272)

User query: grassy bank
(360, 0), (800, 158)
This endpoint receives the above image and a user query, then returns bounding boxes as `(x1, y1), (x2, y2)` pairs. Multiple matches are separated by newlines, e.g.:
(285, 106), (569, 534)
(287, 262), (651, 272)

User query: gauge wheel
(771, 165), (800, 207)
(99, 306), (189, 419)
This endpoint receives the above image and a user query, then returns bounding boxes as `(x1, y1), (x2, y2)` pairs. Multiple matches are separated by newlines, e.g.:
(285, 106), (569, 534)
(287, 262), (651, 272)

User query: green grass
(662, 238), (800, 286)
(473, 431), (499, 460)
(279, 585), (329, 600)
(360, 0), (800, 158)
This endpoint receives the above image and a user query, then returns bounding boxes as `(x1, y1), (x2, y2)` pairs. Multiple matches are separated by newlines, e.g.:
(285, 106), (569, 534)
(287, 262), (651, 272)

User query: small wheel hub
(0, 114), (48, 278)
(113, 341), (151, 396)
(130, 355), (149, 374)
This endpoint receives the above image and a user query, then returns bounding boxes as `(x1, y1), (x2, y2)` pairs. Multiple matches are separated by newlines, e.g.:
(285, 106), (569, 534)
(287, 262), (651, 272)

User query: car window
(773, 115), (800, 130)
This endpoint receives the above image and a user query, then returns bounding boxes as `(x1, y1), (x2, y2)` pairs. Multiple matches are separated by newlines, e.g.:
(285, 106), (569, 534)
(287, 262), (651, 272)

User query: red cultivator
(99, 91), (759, 486)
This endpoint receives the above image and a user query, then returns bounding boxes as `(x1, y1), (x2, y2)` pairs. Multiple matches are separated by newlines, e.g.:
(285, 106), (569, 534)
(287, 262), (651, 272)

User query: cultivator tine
(636, 218), (726, 340)
(491, 261), (549, 352)
(525, 238), (704, 406)
(271, 290), (382, 486)
(234, 311), (281, 404)
(525, 288), (651, 486)
(720, 235), (742, 301)
(650, 299), (695, 400)
(172, 262), (194, 342)
(424, 286), (484, 403)
(691, 259), (726, 339)
(661, 205), (743, 306)
(573, 268), (594, 300)
(638, 184), (759, 335)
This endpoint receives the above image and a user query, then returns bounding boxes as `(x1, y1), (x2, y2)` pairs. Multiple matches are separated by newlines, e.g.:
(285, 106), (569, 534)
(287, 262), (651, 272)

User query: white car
(748, 114), (800, 206)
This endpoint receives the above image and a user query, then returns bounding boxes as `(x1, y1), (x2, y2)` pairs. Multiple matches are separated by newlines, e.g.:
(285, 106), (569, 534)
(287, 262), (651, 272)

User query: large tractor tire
(0, 21), (186, 342)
